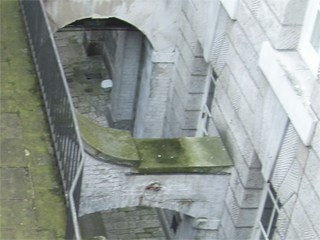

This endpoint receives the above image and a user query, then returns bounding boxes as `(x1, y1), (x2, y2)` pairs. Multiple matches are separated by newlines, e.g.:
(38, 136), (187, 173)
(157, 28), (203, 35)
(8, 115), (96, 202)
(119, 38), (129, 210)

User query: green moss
(33, 188), (67, 238)
(1, 1), (67, 238)
(77, 108), (233, 173)
(136, 137), (233, 174)
(135, 138), (186, 165)
(76, 111), (140, 165)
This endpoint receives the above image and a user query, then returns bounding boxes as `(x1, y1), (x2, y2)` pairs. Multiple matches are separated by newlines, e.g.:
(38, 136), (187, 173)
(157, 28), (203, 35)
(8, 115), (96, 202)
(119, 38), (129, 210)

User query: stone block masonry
(112, 32), (143, 122)
(43, 0), (320, 239)
(54, 30), (111, 128)
(79, 153), (231, 221)
(77, 109), (233, 223)
(215, 1), (320, 239)
(79, 207), (166, 239)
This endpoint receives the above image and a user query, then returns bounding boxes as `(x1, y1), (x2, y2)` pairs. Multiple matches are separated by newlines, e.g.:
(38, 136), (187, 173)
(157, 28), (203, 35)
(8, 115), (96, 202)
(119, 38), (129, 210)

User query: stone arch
(64, 17), (150, 133)
(78, 205), (213, 239)
(78, 206), (169, 239)
(43, 0), (179, 52)
(45, 0), (179, 137)
(78, 154), (231, 220)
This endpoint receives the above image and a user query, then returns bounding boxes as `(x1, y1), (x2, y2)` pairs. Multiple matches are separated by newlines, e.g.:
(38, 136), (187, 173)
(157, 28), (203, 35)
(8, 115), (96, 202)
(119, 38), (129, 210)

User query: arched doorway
(78, 206), (203, 240)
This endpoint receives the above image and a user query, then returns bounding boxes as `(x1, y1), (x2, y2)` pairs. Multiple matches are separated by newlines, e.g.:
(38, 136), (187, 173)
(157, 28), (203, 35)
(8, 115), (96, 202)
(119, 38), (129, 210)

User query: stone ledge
(77, 111), (233, 173)
(136, 137), (233, 174)
(259, 41), (318, 146)
(76, 111), (140, 166)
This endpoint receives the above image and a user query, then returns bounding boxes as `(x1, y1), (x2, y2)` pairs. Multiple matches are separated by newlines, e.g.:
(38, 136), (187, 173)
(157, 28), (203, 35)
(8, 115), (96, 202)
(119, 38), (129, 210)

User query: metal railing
(19, 0), (84, 239)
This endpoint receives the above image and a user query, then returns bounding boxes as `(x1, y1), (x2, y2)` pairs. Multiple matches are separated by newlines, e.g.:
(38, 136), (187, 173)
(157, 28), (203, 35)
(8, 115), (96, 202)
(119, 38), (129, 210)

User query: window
(255, 184), (281, 240)
(197, 68), (217, 137)
(298, 0), (320, 77)
(310, 8), (320, 55)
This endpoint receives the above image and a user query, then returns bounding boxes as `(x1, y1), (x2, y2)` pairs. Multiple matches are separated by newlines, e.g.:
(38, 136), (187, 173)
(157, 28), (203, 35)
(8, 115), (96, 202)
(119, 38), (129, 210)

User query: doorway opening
(54, 18), (151, 135)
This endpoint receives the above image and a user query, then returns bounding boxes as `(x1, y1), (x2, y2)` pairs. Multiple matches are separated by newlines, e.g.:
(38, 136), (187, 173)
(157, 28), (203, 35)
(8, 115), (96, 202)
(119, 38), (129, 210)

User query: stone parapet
(77, 110), (233, 173)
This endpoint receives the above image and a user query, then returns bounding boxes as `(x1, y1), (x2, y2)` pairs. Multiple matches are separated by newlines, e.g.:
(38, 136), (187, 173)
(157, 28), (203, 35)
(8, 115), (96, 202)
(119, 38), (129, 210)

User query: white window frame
(200, 104), (212, 137)
(298, 0), (320, 77)
(196, 68), (216, 137)
(252, 183), (281, 240)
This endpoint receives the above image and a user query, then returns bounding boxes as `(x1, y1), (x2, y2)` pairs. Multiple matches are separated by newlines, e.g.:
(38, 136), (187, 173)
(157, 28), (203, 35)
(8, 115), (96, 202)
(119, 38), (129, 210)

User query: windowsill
(259, 41), (318, 146)
(219, 0), (239, 20)
(298, 44), (319, 78)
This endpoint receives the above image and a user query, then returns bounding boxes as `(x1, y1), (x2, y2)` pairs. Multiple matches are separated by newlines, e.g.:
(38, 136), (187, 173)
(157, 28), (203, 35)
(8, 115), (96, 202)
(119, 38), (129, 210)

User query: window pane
(259, 232), (266, 240)
(260, 193), (274, 229)
(311, 10), (320, 54)
(268, 210), (279, 239)
(206, 78), (215, 110)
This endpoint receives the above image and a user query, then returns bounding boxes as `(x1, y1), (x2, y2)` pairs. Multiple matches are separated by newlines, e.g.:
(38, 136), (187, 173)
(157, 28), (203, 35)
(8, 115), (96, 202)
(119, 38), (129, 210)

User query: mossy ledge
(135, 137), (233, 174)
(76, 112), (233, 173)
(76, 111), (140, 166)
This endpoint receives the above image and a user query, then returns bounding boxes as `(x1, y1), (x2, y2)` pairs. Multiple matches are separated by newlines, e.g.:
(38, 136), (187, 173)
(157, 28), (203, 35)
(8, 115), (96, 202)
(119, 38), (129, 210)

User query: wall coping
(77, 111), (233, 173)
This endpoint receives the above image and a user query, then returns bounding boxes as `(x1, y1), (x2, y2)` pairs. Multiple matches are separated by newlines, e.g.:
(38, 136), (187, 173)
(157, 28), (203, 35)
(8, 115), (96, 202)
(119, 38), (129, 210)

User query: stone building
(42, 0), (320, 239)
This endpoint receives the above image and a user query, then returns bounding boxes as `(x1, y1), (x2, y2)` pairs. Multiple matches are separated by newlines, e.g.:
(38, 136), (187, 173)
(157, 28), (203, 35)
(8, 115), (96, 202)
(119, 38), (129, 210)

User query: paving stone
(0, 99), (19, 113)
(0, 168), (29, 199)
(0, 113), (22, 139)
(0, 227), (56, 240)
(0, 138), (27, 167)
(91, 96), (100, 101)
(81, 207), (166, 239)
(92, 100), (99, 106)
(0, 1), (66, 237)
(79, 211), (106, 237)
(0, 199), (37, 227)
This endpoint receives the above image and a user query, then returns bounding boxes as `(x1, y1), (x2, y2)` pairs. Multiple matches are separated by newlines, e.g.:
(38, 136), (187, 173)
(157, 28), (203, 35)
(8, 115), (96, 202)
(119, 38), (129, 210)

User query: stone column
(109, 31), (143, 132)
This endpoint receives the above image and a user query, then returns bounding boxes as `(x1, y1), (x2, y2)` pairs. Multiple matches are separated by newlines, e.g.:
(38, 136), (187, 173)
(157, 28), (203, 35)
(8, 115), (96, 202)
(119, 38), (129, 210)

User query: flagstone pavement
(0, 1), (67, 239)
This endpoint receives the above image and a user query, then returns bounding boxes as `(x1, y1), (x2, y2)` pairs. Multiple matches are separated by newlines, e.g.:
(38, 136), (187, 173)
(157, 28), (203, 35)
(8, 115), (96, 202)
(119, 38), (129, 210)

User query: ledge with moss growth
(76, 112), (233, 173)
(76, 111), (140, 166)
(135, 137), (232, 174)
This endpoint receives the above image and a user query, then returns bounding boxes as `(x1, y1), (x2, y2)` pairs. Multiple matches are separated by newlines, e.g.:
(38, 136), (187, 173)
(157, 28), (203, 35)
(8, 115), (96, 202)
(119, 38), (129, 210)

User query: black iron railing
(19, 0), (84, 239)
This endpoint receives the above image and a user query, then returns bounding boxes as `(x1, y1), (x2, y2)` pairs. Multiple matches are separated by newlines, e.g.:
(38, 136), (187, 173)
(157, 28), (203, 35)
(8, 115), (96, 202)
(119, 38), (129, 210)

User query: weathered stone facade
(79, 153), (231, 221)
(45, 0), (320, 239)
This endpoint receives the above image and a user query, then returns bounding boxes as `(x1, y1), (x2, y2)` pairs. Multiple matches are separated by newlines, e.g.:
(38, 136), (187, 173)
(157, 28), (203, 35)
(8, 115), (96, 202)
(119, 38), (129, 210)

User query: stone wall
(208, 0), (320, 239)
(100, 29), (175, 137)
(45, 0), (320, 239)
(44, 0), (180, 53)
(133, 39), (153, 138)
(110, 31), (143, 131)
(164, 9), (208, 137)
(161, 0), (320, 238)
(79, 153), (231, 222)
